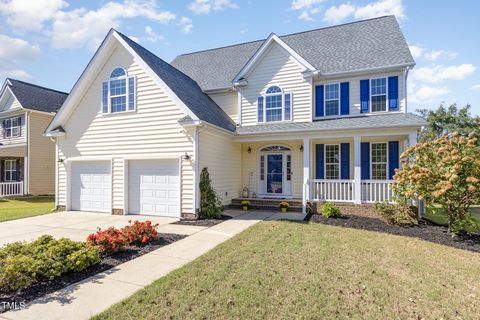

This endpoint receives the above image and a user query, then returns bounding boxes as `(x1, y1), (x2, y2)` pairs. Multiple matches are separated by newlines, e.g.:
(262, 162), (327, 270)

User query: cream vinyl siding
(199, 127), (241, 205)
(241, 42), (311, 126)
(28, 112), (56, 195)
(57, 44), (194, 214)
(208, 91), (238, 124)
(0, 93), (22, 112)
(241, 141), (303, 199)
(0, 112), (26, 147)
(314, 70), (406, 116)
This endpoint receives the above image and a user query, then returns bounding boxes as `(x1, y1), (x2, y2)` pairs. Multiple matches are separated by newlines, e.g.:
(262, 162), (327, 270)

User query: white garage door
(71, 162), (111, 213)
(128, 160), (180, 217)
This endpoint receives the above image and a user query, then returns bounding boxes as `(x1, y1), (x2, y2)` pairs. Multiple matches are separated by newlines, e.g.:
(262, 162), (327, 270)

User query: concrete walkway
(1, 211), (276, 320)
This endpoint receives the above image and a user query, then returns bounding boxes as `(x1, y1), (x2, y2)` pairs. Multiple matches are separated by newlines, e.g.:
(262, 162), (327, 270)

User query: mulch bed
(171, 214), (232, 227)
(0, 233), (185, 313)
(309, 214), (480, 253)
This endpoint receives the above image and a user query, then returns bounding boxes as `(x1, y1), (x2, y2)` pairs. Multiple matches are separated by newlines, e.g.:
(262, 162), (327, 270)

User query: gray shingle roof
(236, 113), (425, 135)
(7, 79), (68, 113)
(171, 15), (414, 91)
(117, 31), (237, 132)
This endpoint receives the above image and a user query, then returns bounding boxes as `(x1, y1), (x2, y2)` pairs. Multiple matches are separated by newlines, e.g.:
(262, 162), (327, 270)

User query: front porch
(0, 157), (25, 197)
(237, 131), (418, 213)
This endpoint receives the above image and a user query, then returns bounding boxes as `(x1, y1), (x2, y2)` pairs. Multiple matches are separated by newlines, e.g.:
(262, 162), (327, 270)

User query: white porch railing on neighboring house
(310, 179), (355, 202)
(361, 180), (394, 203)
(0, 182), (24, 197)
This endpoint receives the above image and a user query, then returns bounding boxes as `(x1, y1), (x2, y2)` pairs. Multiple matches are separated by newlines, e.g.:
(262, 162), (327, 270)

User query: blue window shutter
(128, 77), (135, 111)
(388, 141), (399, 179)
(360, 79), (370, 113)
(284, 93), (292, 120)
(15, 159), (21, 181)
(361, 142), (370, 179)
(388, 76), (399, 111)
(340, 82), (349, 115)
(315, 144), (324, 179)
(340, 143), (350, 179)
(102, 81), (109, 113)
(257, 96), (264, 122)
(315, 85), (324, 117)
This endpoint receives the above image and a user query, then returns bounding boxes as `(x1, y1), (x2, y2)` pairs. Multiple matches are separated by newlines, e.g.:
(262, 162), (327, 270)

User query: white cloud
(412, 64), (476, 84)
(298, 10), (315, 21)
(409, 45), (424, 59)
(0, 0), (67, 31)
(291, 0), (324, 10)
(472, 84), (480, 91)
(178, 17), (193, 34)
(51, 1), (176, 49)
(144, 25), (164, 42)
(188, 0), (237, 15)
(354, 0), (405, 20)
(409, 85), (449, 105)
(324, 3), (355, 23)
(0, 34), (38, 82)
(424, 50), (458, 61)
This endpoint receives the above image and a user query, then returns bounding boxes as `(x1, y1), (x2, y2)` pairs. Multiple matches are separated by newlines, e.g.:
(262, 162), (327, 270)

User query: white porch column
(408, 132), (417, 147)
(302, 137), (310, 214)
(354, 136), (362, 204)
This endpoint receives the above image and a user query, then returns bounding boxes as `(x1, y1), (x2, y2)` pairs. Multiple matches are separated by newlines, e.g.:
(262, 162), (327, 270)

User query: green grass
(94, 221), (480, 320)
(0, 196), (55, 222)
(424, 206), (480, 226)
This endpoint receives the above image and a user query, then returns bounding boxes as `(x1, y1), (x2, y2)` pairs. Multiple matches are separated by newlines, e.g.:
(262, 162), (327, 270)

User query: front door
(266, 154), (283, 194)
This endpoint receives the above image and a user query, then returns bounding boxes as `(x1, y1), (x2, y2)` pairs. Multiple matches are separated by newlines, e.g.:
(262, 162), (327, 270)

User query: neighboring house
(0, 79), (68, 197)
(46, 15), (425, 218)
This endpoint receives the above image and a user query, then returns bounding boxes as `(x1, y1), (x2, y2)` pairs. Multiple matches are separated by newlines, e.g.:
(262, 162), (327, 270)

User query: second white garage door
(128, 160), (180, 217)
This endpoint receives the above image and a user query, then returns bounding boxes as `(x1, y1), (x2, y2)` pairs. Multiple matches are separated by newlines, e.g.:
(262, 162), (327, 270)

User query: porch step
(229, 198), (303, 212)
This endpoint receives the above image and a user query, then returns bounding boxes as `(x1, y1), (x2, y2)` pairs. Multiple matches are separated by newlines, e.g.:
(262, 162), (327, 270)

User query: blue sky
(1, 0), (479, 114)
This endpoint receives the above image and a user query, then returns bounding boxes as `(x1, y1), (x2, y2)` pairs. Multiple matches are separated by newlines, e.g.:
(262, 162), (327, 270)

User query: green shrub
(199, 167), (224, 219)
(0, 235), (100, 293)
(321, 202), (342, 218)
(374, 202), (418, 226)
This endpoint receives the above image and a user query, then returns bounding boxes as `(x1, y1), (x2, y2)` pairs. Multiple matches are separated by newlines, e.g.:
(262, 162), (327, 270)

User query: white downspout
(193, 125), (206, 218)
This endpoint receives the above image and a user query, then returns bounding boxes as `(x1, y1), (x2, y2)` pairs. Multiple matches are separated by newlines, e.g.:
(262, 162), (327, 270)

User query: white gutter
(302, 63), (416, 79)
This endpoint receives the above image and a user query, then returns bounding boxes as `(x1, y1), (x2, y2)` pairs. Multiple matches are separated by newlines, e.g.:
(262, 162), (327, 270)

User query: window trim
(102, 67), (136, 115)
(370, 142), (389, 180)
(257, 85), (293, 123)
(324, 144), (341, 180)
(324, 82), (340, 117)
(370, 77), (388, 113)
(4, 160), (16, 182)
(3, 117), (21, 138)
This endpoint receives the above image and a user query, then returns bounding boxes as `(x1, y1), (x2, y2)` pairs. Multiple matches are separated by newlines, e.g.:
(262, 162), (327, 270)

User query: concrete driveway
(0, 211), (206, 247)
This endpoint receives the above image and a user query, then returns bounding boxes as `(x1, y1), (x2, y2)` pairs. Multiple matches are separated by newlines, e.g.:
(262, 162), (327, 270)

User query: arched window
(102, 67), (136, 113)
(257, 86), (292, 123)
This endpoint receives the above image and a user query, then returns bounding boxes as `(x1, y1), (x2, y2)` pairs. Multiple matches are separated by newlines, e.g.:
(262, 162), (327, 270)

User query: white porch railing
(0, 182), (24, 197)
(361, 180), (394, 203)
(309, 179), (394, 203)
(311, 179), (355, 202)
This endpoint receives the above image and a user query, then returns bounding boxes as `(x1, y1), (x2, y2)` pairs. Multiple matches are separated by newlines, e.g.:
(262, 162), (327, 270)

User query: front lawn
(0, 196), (55, 222)
(94, 221), (480, 319)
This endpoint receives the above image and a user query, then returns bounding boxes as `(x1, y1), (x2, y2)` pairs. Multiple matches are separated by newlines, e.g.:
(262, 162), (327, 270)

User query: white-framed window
(3, 117), (21, 138)
(257, 86), (292, 123)
(102, 67), (136, 114)
(371, 142), (387, 180)
(325, 144), (340, 180)
(370, 77), (387, 112)
(4, 160), (16, 181)
(325, 83), (340, 116)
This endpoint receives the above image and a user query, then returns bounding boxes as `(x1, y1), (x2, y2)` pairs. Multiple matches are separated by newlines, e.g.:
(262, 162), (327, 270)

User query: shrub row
(87, 220), (159, 254)
(0, 235), (100, 293)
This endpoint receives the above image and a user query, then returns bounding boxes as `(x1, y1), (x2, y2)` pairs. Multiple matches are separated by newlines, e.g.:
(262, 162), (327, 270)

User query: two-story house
(46, 15), (425, 218)
(0, 79), (68, 197)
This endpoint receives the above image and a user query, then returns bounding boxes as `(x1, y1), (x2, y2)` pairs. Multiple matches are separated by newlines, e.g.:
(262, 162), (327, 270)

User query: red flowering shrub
(86, 227), (128, 254)
(122, 220), (159, 245)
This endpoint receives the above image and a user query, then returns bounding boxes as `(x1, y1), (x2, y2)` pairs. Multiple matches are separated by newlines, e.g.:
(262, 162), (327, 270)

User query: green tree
(393, 132), (480, 234)
(199, 167), (223, 219)
(418, 104), (480, 142)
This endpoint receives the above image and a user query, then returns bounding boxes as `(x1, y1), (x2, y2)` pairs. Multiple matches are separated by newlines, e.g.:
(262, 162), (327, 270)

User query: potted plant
(279, 201), (289, 213)
(241, 200), (251, 211)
